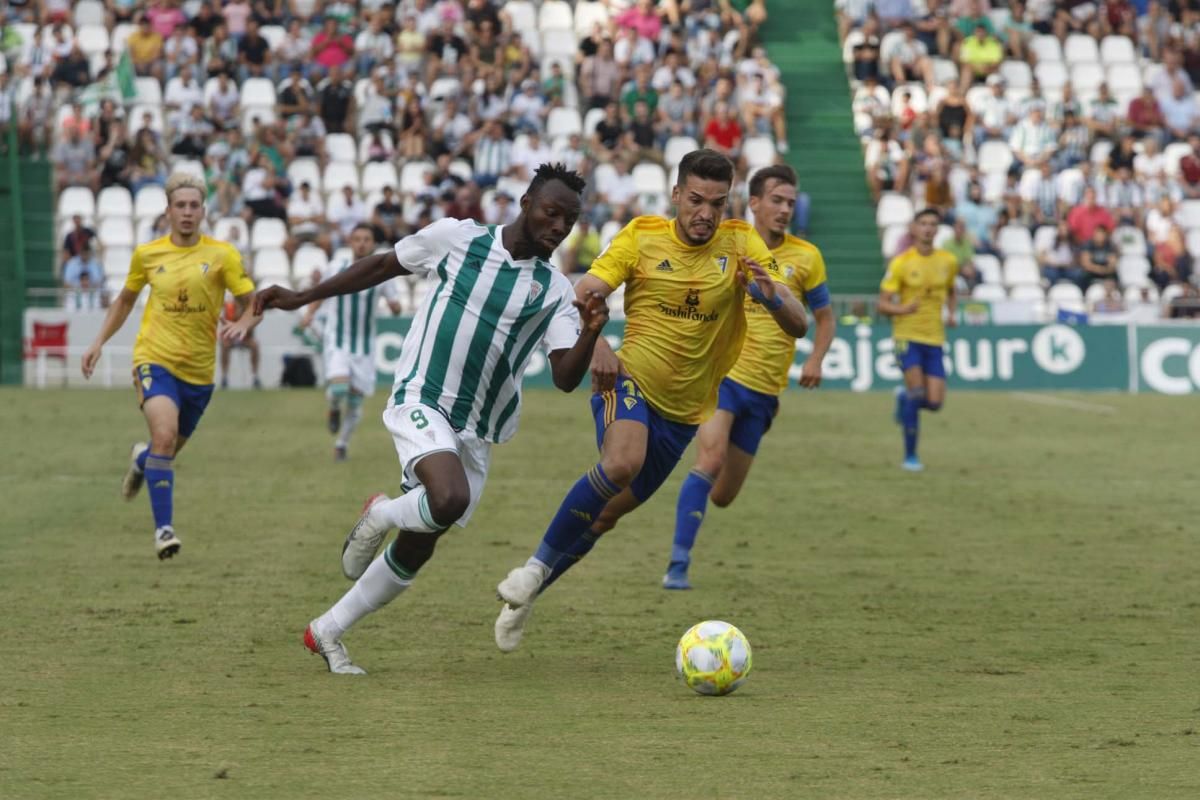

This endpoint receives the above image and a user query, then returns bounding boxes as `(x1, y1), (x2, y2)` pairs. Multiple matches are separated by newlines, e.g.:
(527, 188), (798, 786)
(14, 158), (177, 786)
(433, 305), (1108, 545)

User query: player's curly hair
(527, 163), (586, 197)
(165, 172), (208, 201)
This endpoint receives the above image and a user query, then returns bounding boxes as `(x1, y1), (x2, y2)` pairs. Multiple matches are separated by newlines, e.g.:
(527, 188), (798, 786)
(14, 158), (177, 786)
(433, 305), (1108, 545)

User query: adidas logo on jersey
(655, 259), (673, 272)
(156, 266), (166, 274)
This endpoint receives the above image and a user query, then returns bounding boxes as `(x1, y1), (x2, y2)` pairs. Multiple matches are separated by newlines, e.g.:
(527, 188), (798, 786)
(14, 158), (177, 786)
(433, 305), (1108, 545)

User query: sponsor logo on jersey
(657, 288), (719, 322)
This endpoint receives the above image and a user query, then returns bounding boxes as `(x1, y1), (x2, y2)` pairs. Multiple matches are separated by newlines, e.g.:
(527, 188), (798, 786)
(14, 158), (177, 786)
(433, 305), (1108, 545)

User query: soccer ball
(675, 620), (752, 696)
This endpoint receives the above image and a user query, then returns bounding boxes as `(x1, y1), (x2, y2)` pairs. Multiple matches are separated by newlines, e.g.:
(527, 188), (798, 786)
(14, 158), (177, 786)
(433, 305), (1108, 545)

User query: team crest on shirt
(199, 262), (210, 275)
(715, 256), (728, 273)
(527, 279), (545, 304)
(685, 288), (700, 307)
(784, 265), (795, 279)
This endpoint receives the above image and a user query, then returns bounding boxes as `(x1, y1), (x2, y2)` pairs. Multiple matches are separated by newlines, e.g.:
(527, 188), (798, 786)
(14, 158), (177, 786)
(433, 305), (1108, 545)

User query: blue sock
(538, 531), (600, 594)
(533, 464), (621, 568)
(143, 453), (174, 529)
(901, 396), (920, 460)
(671, 470), (713, 566)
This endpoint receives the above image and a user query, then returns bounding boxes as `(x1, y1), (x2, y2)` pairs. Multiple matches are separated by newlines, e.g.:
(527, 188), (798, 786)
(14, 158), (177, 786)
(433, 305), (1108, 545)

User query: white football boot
(303, 620), (366, 675)
(341, 494), (391, 580)
(155, 526), (181, 560)
(496, 564), (546, 608)
(494, 602), (534, 653)
(122, 442), (149, 500)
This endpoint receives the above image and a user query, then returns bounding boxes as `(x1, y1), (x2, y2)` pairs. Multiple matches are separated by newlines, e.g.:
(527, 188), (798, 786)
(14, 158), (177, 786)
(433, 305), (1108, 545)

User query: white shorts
(383, 402), (492, 528)
(325, 348), (377, 396)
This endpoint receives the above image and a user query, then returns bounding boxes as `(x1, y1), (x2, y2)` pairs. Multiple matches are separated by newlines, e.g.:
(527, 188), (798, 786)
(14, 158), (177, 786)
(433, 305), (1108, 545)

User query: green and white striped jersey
(319, 259), (400, 357)
(390, 218), (579, 444)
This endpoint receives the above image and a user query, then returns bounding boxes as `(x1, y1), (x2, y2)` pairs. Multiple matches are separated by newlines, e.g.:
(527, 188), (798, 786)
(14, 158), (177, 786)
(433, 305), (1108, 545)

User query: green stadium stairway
(0, 154), (55, 384)
(763, 1), (882, 294)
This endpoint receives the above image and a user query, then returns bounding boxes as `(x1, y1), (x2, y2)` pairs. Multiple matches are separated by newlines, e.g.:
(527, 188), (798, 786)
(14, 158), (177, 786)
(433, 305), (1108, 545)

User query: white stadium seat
(742, 136), (777, 169)
(97, 187), (133, 221)
(974, 254), (1002, 285)
(1003, 255), (1041, 287)
(358, 132), (395, 164)
(977, 140), (1014, 174)
(293, 245), (329, 277)
(135, 77), (162, 106)
(632, 163), (667, 196)
(504, 1), (538, 41)
(538, 0), (574, 31)
(881, 224), (908, 258)
(73, 0), (106, 27)
(1070, 62), (1104, 93)
(573, 1), (610, 36)
(583, 107), (606, 136)
(876, 192), (914, 227)
(251, 218), (288, 250)
(1178, 200), (1200, 229)
(213, 217), (250, 246)
(241, 78), (277, 107)
(323, 133), (357, 164)
(98, 218), (135, 248)
(972, 283), (1007, 302)
(1107, 63), (1143, 96)
(931, 58), (958, 85)
(400, 161), (434, 195)
(999, 60), (1033, 89)
(135, 186), (168, 220)
(1114, 226), (1147, 256)
(997, 226), (1034, 258)
(663, 136), (698, 168)
(323, 161), (360, 194)
(1100, 35), (1137, 64)
(57, 187), (95, 220)
(1064, 34), (1100, 65)
(103, 247), (132, 279)
(1030, 35), (1063, 63)
(76, 24), (110, 58)
(252, 248), (292, 283)
(1117, 256), (1151, 286)
(1010, 283), (1045, 301)
(1034, 61), (1068, 91)
(259, 25), (286, 50)
(1085, 281), (1109, 306)
(288, 159), (322, 193)
(547, 107), (582, 137)
(362, 162), (399, 194)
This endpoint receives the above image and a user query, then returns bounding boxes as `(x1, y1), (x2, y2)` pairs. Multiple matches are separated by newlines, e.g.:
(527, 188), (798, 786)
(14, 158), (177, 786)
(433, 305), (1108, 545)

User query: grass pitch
(1, 387), (1197, 799)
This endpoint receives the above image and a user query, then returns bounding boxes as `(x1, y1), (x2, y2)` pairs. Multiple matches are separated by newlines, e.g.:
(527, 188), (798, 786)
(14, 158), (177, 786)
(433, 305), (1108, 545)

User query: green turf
(1, 387), (1197, 799)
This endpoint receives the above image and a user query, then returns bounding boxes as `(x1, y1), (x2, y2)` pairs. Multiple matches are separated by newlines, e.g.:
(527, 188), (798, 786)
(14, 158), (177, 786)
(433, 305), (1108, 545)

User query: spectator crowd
(0, 0), (784, 310)
(842, 0), (1200, 319)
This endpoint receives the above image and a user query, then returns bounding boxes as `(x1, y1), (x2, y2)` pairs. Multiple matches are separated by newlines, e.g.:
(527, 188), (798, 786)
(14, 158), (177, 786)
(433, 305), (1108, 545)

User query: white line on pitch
(1011, 392), (1118, 415)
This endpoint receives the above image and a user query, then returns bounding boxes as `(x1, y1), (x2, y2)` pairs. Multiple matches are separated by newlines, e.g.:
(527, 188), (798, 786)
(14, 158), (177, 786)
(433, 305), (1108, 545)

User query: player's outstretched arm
(740, 257), (808, 338)
(254, 251), (409, 313)
(81, 288), (139, 379)
(548, 287), (610, 392)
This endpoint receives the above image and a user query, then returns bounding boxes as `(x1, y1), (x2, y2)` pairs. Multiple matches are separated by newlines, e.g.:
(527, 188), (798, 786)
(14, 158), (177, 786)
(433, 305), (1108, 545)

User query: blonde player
(81, 173), (259, 559)
(664, 164), (834, 589)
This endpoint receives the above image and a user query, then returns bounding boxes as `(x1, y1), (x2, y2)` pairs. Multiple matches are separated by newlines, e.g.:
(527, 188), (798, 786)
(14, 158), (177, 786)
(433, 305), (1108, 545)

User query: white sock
(335, 399), (363, 448)
(377, 487), (443, 532)
(321, 554), (412, 638)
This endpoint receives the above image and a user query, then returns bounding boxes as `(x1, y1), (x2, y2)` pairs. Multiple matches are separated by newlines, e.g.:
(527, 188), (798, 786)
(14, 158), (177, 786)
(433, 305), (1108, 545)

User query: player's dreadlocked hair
(527, 162), (587, 197)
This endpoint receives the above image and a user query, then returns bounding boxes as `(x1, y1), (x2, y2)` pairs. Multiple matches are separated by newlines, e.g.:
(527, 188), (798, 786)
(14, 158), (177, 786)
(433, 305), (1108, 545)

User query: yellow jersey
(123, 235), (254, 385)
(589, 216), (775, 424)
(728, 234), (829, 396)
(880, 247), (958, 346)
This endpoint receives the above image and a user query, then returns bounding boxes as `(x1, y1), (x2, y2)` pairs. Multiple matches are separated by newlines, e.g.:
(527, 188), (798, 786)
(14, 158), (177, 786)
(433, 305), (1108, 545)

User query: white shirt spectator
(328, 193), (368, 239)
(651, 64), (697, 92)
(242, 167), (271, 202)
(209, 81), (240, 124)
(979, 93), (1015, 133)
(1134, 150), (1166, 180)
(355, 28), (395, 62)
(509, 88), (547, 130)
(164, 33), (199, 64)
(598, 169), (636, 206)
(1009, 117), (1056, 163)
(432, 106), (473, 150)
(165, 76), (204, 113)
(288, 191), (325, 236)
(1145, 207), (1180, 243)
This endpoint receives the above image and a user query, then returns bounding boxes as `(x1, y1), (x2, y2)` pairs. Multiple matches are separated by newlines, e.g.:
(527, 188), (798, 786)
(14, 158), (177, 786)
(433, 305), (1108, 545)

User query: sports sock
(901, 394), (921, 460)
(336, 393), (364, 448)
(538, 531), (600, 594)
(531, 464), (620, 570)
(328, 381), (349, 411)
(376, 487), (445, 531)
(671, 470), (714, 566)
(322, 540), (414, 639)
(144, 453), (174, 529)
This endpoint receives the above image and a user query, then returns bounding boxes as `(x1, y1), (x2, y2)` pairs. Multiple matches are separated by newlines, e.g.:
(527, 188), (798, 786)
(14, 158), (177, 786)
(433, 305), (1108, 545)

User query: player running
(493, 149), (810, 651)
(663, 164), (835, 590)
(878, 208), (958, 472)
(298, 224), (403, 461)
(81, 173), (260, 559)
(254, 164), (609, 675)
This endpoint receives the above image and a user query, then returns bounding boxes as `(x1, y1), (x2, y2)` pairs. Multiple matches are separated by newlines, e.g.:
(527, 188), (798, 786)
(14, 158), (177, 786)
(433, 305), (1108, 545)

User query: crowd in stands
(841, 0), (1200, 319)
(0, 0), (782, 311)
